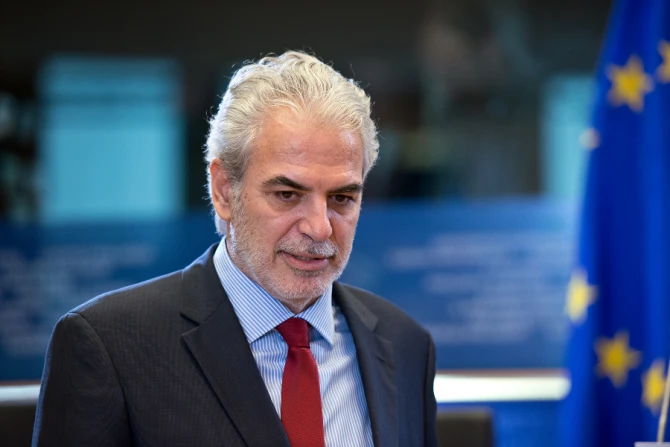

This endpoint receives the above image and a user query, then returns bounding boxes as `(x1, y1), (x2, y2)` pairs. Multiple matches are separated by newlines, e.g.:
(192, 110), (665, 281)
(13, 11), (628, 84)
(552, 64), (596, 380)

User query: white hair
(204, 51), (379, 235)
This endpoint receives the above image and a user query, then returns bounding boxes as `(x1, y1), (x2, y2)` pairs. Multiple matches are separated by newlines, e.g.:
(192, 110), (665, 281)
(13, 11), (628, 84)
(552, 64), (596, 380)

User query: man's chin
(271, 279), (331, 303)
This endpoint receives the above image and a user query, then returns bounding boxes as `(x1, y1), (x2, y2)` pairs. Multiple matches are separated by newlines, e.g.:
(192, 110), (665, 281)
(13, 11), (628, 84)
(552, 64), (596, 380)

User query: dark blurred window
(0, 0), (611, 222)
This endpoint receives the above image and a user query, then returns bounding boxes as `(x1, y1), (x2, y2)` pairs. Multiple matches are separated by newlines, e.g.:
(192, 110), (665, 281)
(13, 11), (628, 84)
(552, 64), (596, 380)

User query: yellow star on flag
(595, 331), (641, 388)
(565, 270), (596, 324)
(606, 55), (654, 112)
(642, 359), (667, 413)
(657, 41), (670, 83)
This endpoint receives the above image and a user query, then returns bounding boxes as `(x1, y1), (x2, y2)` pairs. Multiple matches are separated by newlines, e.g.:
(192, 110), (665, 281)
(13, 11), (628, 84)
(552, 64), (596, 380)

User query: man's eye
(277, 191), (297, 200)
(333, 194), (353, 204)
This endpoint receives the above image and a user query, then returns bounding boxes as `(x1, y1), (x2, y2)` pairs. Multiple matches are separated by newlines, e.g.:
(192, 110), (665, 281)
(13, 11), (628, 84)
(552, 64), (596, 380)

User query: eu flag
(559, 0), (670, 446)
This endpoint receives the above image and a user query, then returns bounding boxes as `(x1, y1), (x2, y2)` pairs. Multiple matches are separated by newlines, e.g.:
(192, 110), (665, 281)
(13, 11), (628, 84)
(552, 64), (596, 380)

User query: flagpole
(657, 361), (670, 442)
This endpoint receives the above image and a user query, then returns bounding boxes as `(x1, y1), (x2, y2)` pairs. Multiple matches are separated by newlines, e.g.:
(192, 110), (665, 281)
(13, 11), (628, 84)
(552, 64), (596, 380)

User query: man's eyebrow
(262, 175), (310, 191)
(262, 176), (363, 195)
(328, 183), (363, 195)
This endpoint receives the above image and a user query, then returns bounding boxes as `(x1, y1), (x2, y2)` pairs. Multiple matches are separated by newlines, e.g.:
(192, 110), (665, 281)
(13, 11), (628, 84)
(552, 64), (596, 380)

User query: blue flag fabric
(559, 1), (670, 446)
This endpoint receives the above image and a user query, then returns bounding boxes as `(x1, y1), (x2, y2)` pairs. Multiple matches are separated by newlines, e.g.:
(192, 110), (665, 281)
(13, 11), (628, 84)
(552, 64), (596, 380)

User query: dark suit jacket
(32, 245), (438, 447)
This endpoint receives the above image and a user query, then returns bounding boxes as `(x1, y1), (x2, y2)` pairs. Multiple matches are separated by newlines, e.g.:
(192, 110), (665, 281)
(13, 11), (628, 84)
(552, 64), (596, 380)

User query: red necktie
(276, 318), (326, 447)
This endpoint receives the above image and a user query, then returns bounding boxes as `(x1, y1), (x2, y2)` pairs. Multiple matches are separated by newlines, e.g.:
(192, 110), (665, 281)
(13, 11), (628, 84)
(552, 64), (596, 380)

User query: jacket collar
(334, 283), (399, 447)
(180, 245), (291, 447)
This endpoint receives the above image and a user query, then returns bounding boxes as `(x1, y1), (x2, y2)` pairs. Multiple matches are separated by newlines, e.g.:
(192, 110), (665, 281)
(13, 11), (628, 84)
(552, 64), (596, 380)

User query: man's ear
(210, 158), (235, 222)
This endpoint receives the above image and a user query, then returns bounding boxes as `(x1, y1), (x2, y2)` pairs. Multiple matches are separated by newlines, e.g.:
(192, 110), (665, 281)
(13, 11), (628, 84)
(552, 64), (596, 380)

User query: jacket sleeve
(32, 312), (132, 447)
(424, 333), (438, 447)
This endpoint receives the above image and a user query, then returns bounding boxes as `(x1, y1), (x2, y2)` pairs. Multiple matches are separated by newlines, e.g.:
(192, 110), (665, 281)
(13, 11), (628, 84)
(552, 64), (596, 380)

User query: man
(32, 51), (438, 447)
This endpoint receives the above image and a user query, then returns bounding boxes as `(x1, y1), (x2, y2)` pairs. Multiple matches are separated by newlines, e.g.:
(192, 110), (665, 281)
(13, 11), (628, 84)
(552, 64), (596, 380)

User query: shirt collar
(213, 238), (334, 346)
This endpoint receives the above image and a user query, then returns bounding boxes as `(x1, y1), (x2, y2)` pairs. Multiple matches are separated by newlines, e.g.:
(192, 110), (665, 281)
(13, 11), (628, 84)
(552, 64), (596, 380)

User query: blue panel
(0, 199), (574, 380)
(341, 199), (575, 369)
(38, 56), (184, 223)
(0, 217), (220, 380)
(541, 75), (592, 199)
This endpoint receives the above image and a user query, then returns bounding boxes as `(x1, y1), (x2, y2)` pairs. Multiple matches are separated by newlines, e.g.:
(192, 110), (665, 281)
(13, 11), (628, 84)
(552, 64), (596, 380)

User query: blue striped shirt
(213, 239), (374, 447)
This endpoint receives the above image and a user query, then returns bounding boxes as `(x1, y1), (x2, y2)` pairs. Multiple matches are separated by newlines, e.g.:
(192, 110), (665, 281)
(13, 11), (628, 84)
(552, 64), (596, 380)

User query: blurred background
(0, 0), (614, 446)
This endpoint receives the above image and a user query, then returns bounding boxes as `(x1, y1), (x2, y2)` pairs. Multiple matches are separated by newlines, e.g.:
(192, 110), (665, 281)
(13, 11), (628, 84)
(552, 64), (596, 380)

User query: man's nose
(297, 199), (333, 242)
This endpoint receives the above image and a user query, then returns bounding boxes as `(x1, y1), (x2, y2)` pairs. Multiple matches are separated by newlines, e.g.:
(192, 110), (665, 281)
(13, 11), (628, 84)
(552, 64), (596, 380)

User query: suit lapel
(179, 246), (290, 447)
(334, 283), (399, 447)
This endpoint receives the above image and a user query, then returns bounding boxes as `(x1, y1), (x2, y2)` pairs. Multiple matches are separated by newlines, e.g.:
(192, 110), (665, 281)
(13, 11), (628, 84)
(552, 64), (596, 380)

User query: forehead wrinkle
(275, 144), (361, 168)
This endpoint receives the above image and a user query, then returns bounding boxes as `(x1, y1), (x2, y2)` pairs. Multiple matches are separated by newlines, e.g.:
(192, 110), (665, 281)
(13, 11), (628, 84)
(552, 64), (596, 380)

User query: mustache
(276, 237), (339, 258)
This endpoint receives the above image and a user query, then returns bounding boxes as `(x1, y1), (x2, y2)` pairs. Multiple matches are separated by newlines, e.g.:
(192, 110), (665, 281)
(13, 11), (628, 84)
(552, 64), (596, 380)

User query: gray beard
(226, 196), (354, 303)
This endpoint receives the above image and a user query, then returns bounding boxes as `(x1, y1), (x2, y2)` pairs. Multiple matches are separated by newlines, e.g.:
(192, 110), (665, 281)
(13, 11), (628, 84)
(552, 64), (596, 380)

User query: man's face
(215, 109), (364, 311)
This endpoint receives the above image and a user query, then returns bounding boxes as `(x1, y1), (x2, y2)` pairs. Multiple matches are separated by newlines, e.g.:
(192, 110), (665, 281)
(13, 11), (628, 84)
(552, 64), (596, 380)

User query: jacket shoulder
(337, 282), (431, 339)
(71, 269), (185, 324)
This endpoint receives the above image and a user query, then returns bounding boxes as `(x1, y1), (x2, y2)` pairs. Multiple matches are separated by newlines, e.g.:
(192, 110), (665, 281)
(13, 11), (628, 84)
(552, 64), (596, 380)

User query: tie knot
(276, 318), (310, 348)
